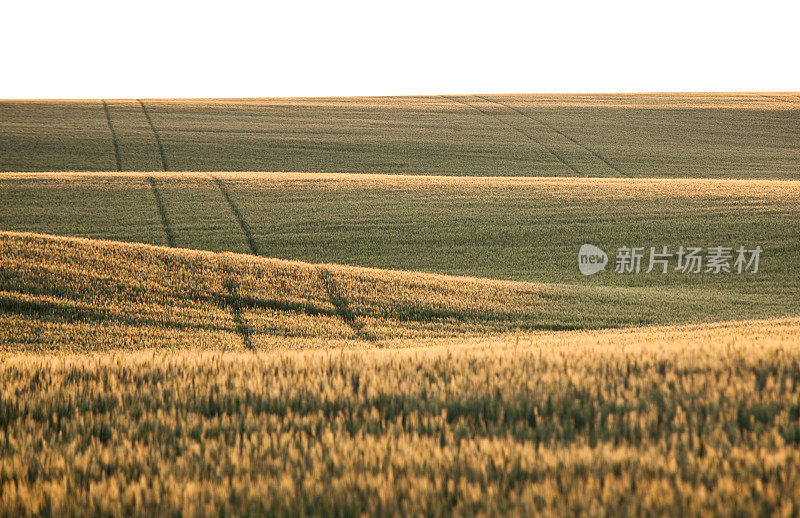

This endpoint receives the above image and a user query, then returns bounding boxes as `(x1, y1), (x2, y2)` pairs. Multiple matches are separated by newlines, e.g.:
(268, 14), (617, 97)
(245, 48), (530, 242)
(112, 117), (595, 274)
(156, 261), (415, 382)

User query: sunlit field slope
(1, 173), (797, 325)
(1, 93), (798, 178)
(1, 231), (779, 352)
(2, 316), (800, 515)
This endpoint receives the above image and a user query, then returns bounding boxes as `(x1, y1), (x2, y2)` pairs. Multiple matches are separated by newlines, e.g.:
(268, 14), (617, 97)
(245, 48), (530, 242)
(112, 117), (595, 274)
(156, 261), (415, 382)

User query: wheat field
(1, 94), (799, 515)
(2, 94), (799, 178)
(2, 315), (800, 515)
(1, 232), (799, 515)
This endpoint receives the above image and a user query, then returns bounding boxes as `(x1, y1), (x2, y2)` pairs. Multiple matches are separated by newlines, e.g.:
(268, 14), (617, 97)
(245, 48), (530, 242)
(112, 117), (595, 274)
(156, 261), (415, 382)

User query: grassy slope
(1, 94), (798, 178)
(0, 232), (771, 352)
(2, 317), (800, 515)
(1, 173), (797, 326)
(2, 228), (799, 515)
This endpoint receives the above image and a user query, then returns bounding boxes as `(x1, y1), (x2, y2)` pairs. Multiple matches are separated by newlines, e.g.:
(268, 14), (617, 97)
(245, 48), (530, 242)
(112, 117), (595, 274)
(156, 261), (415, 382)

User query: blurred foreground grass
(1, 318), (800, 515)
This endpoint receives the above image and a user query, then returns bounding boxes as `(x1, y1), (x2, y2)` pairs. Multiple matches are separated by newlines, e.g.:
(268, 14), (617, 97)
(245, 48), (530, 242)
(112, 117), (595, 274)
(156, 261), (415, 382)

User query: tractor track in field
(100, 100), (122, 171)
(221, 272), (255, 350)
(2, 251), (381, 349)
(318, 268), (376, 342)
(210, 175), (261, 347)
(475, 95), (631, 178)
(210, 176), (260, 256)
(441, 95), (580, 176)
(138, 99), (169, 171)
(0, 281), (527, 339)
(146, 176), (176, 247)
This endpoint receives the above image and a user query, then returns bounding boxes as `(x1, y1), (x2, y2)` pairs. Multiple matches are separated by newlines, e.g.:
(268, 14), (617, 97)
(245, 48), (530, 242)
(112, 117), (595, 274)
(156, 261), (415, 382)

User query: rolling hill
(2, 93), (799, 178)
(3, 231), (782, 352)
(1, 173), (797, 329)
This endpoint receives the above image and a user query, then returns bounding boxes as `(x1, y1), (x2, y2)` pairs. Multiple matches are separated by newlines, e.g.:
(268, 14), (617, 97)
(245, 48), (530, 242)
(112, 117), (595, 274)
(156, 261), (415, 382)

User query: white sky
(3, 0), (798, 98)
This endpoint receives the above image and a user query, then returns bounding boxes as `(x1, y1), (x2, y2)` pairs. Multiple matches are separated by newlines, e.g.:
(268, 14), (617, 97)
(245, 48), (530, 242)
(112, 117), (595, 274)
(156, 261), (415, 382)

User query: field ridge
(4, 230), (789, 352)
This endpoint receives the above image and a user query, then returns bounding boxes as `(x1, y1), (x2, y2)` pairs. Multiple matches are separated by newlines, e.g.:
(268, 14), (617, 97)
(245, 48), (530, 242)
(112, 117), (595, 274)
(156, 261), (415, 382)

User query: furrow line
(211, 176), (260, 256)
(146, 176), (176, 247)
(318, 268), (376, 342)
(101, 100), (122, 172)
(441, 95), (580, 176)
(475, 95), (631, 178)
(138, 99), (169, 171)
(221, 273), (255, 350)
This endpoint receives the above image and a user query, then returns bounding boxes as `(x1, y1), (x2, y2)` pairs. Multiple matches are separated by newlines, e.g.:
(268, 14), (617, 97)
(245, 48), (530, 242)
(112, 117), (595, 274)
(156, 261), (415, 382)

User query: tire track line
(138, 99), (169, 171)
(318, 267), (376, 342)
(475, 95), (631, 178)
(2, 281), (527, 331)
(441, 95), (580, 176)
(1, 281), (339, 336)
(211, 176), (260, 256)
(101, 100), (122, 172)
(222, 273), (255, 350)
(146, 176), (176, 247)
(209, 176), (261, 350)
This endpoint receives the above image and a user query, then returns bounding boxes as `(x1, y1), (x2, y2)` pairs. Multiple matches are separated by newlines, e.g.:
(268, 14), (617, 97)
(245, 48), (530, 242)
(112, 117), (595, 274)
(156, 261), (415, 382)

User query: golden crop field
(2, 313), (800, 515)
(1, 94), (799, 516)
(1, 231), (799, 515)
